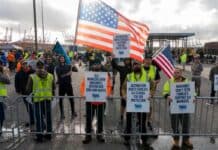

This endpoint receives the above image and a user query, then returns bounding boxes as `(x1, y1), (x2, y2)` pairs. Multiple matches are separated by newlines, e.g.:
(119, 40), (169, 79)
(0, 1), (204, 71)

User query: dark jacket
(15, 69), (34, 94)
(111, 59), (132, 87)
(56, 64), (72, 86)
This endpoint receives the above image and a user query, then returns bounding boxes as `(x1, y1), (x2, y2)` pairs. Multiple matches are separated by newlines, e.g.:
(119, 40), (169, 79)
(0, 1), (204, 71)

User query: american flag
(152, 45), (175, 78)
(75, 0), (149, 62)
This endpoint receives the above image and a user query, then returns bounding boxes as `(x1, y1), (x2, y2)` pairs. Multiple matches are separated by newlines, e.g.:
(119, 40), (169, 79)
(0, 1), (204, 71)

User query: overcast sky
(0, 0), (217, 44)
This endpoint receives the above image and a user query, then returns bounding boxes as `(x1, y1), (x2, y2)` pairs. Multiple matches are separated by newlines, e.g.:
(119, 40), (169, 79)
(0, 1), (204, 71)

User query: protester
(209, 60), (218, 104)
(121, 60), (153, 149)
(163, 68), (193, 149)
(191, 54), (203, 96)
(180, 50), (187, 70)
(15, 60), (35, 127)
(143, 53), (160, 131)
(26, 61), (55, 142)
(80, 60), (112, 144)
(0, 60), (10, 136)
(111, 57), (132, 124)
(56, 55), (77, 120)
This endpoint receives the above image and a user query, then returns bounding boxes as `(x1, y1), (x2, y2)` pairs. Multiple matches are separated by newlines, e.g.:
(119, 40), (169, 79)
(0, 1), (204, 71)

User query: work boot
(182, 139), (193, 149)
(71, 112), (77, 120)
(123, 139), (130, 146)
(147, 121), (153, 131)
(172, 139), (180, 149)
(82, 135), (92, 144)
(142, 142), (154, 150)
(96, 135), (105, 143)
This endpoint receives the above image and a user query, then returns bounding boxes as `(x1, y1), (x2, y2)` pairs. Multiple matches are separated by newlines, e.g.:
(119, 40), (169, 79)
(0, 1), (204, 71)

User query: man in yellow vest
(163, 68), (193, 149)
(26, 60), (55, 142)
(121, 60), (153, 149)
(143, 53), (160, 131)
(0, 60), (10, 136)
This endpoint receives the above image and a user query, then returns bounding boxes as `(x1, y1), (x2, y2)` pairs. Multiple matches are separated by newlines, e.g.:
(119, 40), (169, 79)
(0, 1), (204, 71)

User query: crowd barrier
(1, 95), (218, 149)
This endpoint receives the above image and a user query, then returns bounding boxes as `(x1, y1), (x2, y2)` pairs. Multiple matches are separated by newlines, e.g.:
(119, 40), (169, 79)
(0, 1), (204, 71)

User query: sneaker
(182, 139), (193, 149)
(82, 136), (92, 144)
(96, 135), (105, 143)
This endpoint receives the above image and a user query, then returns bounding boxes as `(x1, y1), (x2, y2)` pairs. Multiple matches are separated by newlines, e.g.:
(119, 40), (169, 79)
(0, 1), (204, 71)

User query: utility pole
(33, 0), (38, 52)
(41, 0), (45, 43)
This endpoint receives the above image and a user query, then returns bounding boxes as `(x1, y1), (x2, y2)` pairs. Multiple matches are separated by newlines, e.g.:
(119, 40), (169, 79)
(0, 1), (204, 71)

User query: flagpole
(73, 0), (82, 46)
(33, 0), (38, 52)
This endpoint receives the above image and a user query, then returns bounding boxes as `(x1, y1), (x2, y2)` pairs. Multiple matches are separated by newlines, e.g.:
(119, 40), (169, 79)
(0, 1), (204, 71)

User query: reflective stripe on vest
(0, 82), (7, 96)
(31, 73), (53, 102)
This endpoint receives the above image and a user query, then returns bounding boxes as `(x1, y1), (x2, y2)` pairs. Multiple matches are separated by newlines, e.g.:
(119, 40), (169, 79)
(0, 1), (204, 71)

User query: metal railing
(1, 95), (218, 149)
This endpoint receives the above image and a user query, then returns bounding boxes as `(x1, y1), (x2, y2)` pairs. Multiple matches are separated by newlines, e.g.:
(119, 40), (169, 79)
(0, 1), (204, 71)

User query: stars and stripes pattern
(75, 0), (149, 62)
(152, 45), (175, 78)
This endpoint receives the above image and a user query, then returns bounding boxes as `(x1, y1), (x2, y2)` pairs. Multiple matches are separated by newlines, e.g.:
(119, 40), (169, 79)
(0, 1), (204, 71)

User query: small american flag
(76, 0), (149, 62)
(152, 45), (175, 78)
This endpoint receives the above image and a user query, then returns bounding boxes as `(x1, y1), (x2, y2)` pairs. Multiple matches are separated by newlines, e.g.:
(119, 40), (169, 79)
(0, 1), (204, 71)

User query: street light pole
(33, 0), (38, 52)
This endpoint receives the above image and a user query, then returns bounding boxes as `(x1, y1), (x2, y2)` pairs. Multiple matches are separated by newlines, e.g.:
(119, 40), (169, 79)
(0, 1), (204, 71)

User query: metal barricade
(0, 97), (22, 150)
(4, 95), (218, 149)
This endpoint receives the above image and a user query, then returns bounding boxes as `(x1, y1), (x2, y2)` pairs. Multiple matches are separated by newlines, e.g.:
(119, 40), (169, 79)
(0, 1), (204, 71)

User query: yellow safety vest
(69, 51), (74, 58)
(162, 78), (188, 96)
(0, 82), (7, 96)
(144, 65), (156, 81)
(31, 73), (53, 102)
(180, 53), (187, 63)
(24, 52), (29, 60)
(127, 68), (148, 82)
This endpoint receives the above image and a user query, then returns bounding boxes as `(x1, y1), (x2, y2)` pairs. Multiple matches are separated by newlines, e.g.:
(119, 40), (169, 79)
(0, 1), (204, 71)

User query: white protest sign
(127, 82), (150, 112)
(170, 82), (195, 114)
(113, 34), (130, 58)
(214, 75), (218, 91)
(85, 72), (107, 102)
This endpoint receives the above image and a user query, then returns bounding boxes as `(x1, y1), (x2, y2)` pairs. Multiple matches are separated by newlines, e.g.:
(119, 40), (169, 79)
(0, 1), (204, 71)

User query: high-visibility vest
(127, 68), (148, 82)
(162, 78), (189, 96)
(68, 51), (74, 58)
(24, 52), (29, 60)
(31, 73), (53, 102)
(144, 65), (156, 81)
(180, 53), (187, 63)
(0, 82), (7, 96)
